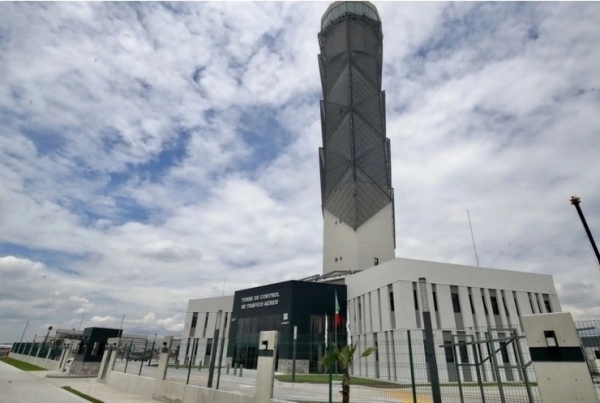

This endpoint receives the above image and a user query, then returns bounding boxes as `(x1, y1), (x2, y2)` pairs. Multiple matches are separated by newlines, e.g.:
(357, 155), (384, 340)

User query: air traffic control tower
(318, 2), (395, 274)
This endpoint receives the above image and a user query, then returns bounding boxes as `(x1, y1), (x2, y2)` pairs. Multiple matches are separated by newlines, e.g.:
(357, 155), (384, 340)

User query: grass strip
(275, 374), (398, 388)
(0, 357), (46, 371)
(275, 374), (536, 388)
(62, 386), (104, 403)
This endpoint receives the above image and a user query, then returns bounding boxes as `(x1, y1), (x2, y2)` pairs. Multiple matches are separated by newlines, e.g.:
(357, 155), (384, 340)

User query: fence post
(139, 339), (148, 376)
(216, 334), (226, 389)
(470, 335), (486, 403)
(123, 340), (133, 373)
(486, 332), (506, 403)
(292, 326), (297, 383)
(452, 338), (464, 403)
(407, 330), (417, 403)
(512, 329), (534, 403)
(186, 339), (196, 385)
(419, 278), (442, 403)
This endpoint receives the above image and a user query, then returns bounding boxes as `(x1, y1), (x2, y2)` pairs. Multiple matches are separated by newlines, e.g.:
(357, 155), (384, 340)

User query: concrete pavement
(0, 361), (85, 403)
(0, 361), (155, 403)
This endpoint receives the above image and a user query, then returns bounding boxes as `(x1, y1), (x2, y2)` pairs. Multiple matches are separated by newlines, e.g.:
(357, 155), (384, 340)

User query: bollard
(198, 360), (202, 371)
(226, 362), (230, 374)
(234, 363), (238, 375)
(239, 364), (243, 377)
(253, 331), (278, 403)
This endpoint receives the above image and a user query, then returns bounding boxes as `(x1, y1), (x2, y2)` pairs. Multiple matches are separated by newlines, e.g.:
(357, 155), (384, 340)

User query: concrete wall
(8, 352), (59, 371)
(323, 203), (395, 274)
(105, 370), (292, 403)
(182, 296), (234, 365)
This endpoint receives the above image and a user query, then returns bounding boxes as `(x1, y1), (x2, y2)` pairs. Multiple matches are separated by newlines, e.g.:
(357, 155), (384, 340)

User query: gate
(445, 328), (537, 403)
(575, 320), (600, 393)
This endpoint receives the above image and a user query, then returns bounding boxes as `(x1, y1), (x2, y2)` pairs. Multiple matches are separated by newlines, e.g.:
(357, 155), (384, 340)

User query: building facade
(180, 1), (566, 383)
(318, 1), (395, 274)
(344, 258), (560, 382)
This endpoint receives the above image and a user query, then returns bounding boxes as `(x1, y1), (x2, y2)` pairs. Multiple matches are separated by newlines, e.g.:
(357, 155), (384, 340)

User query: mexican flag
(334, 290), (342, 326)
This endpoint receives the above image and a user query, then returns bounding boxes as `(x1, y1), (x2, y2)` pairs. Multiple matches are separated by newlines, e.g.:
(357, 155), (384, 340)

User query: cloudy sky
(1, 1), (599, 343)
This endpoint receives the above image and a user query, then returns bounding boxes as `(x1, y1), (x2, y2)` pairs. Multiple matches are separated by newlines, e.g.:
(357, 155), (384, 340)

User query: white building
(343, 257), (559, 382)
(180, 296), (233, 367)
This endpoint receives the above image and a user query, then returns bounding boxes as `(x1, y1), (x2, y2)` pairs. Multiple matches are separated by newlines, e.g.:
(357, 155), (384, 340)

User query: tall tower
(318, 1), (395, 274)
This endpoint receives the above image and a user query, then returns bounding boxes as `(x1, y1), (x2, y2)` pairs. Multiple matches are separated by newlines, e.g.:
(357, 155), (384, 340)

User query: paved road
(0, 361), (85, 403)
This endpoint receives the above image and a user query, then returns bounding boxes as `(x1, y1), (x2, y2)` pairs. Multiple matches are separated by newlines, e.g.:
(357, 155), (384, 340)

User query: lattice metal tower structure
(318, 1), (395, 274)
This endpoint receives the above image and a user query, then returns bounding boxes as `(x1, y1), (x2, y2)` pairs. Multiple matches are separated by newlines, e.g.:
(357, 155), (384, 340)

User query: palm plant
(322, 342), (376, 403)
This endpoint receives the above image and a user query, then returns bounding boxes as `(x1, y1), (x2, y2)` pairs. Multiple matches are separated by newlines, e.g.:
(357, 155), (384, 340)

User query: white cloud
(1, 2), (599, 342)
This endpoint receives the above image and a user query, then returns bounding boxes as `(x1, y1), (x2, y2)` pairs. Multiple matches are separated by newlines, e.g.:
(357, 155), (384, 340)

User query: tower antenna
(467, 209), (480, 267)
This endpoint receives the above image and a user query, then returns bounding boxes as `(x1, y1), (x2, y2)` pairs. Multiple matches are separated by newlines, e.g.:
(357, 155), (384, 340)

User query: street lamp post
(43, 326), (53, 345)
(570, 196), (600, 270)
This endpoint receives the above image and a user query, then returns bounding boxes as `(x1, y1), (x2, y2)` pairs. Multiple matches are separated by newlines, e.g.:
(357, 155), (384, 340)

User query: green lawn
(62, 386), (104, 403)
(275, 374), (398, 388)
(275, 374), (536, 389)
(0, 357), (46, 371)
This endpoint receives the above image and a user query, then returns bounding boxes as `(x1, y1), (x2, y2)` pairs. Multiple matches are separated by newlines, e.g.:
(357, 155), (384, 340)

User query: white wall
(323, 202), (395, 274)
(182, 296), (234, 365)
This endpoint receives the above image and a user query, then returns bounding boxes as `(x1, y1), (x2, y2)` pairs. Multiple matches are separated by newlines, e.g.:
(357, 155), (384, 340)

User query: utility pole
(570, 196), (600, 269)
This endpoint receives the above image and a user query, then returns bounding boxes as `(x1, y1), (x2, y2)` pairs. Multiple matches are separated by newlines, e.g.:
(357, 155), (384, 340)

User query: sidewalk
(30, 371), (157, 403)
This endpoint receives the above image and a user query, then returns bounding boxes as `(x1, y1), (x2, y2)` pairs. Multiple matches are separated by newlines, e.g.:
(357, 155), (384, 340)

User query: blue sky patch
(239, 106), (291, 171)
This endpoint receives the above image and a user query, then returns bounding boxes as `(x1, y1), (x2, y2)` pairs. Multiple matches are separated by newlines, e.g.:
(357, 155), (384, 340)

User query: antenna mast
(467, 209), (480, 267)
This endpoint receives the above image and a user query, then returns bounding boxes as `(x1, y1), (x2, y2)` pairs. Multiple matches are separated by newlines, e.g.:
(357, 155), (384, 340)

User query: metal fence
(575, 320), (600, 394)
(12, 321), (600, 403)
(134, 327), (542, 403)
(10, 341), (62, 360)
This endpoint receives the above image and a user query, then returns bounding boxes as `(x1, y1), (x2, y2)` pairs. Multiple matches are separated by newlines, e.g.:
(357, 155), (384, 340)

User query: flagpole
(328, 312), (332, 403)
(334, 290), (338, 374)
(334, 291), (338, 345)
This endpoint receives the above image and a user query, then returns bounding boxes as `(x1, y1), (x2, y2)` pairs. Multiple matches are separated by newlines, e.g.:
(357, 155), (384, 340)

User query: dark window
(389, 292), (395, 312)
(374, 257), (379, 266)
(413, 290), (419, 310)
(191, 313), (198, 329)
(205, 339), (212, 357)
(594, 350), (600, 359)
(459, 342), (469, 363)
(444, 340), (454, 363)
(528, 293), (535, 313)
(451, 293), (461, 313)
(236, 318), (245, 335)
(340, 256), (342, 261)
(202, 313), (210, 337)
(469, 295), (475, 314)
(482, 296), (489, 315)
(544, 300), (552, 313)
(335, 257), (338, 262)
(502, 297), (510, 316)
(500, 342), (510, 363)
(490, 296), (500, 315)
(433, 291), (439, 312)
